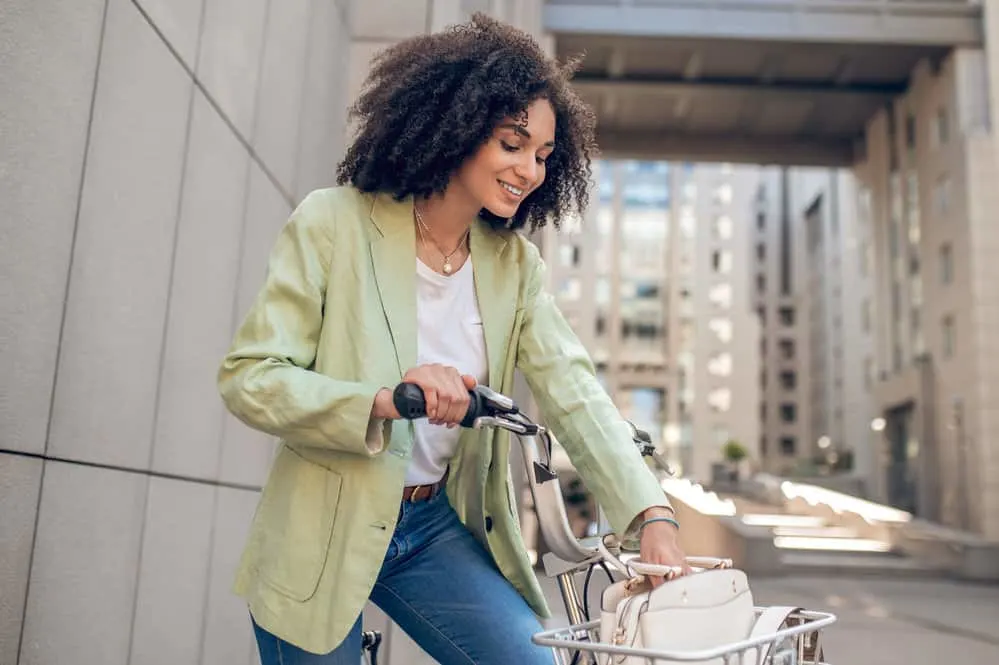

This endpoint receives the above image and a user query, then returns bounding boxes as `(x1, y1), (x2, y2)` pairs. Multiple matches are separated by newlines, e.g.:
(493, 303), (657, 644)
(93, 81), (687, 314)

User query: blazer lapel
(369, 193), (417, 377)
(469, 222), (513, 390)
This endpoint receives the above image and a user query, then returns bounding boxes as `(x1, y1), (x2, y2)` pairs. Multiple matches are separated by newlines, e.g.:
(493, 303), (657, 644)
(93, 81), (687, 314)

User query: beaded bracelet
(640, 516), (680, 531)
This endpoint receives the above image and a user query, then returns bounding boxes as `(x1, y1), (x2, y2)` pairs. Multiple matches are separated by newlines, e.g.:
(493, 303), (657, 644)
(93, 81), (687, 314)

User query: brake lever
(473, 414), (543, 436)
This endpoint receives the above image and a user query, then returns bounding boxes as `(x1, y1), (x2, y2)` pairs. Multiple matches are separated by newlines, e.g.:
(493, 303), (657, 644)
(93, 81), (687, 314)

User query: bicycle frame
(470, 399), (834, 665)
(472, 406), (665, 663)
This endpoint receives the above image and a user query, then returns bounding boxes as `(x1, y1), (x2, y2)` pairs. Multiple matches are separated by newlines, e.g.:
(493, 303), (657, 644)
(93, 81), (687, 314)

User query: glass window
(709, 318), (733, 343)
(940, 243), (953, 285)
(780, 403), (797, 423)
(713, 215), (733, 240)
(943, 315), (956, 359)
(709, 284), (732, 309)
(780, 437), (796, 456)
(708, 388), (732, 413)
(708, 353), (733, 377)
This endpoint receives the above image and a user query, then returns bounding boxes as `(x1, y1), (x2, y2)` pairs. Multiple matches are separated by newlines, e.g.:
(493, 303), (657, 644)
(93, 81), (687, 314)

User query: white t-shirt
(405, 256), (488, 486)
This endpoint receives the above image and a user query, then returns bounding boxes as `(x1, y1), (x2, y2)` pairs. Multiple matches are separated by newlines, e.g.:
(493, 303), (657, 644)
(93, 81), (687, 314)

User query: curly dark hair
(335, 13), (598, 232)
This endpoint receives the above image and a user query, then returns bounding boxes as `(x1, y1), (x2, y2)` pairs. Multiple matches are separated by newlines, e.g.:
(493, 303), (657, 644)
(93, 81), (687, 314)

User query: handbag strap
(742, 606), (799, 665)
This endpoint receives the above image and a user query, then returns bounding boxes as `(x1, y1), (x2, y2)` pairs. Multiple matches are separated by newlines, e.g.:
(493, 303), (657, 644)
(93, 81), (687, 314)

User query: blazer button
(485, 516), (493, 532)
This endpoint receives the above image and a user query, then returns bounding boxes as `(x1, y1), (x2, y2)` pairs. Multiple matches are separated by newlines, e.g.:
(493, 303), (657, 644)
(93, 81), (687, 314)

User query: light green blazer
(218, 186), (669, 654)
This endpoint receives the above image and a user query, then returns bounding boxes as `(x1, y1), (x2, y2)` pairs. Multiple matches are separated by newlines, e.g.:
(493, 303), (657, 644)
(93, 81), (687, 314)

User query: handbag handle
(597, 536), (733, 579)
(627, 557), (733, 579)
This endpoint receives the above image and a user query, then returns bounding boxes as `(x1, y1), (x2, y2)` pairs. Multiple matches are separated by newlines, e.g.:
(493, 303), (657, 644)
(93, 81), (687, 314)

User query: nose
(513, 154), (538, 186)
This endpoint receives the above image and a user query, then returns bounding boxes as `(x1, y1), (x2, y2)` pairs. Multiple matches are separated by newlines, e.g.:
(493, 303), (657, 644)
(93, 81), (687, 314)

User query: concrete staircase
(732, 477), (999, 581)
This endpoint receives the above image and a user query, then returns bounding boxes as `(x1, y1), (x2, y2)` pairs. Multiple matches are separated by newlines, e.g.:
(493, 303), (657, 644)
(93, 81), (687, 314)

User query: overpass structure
(544, 0), (985, 165)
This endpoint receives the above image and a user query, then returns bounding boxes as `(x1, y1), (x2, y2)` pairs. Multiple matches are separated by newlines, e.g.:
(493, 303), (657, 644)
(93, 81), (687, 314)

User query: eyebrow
(500, 123), (555, 148)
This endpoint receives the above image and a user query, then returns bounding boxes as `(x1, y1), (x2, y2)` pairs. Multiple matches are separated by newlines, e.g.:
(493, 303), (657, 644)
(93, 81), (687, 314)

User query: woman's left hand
(638, 507), (691, 588)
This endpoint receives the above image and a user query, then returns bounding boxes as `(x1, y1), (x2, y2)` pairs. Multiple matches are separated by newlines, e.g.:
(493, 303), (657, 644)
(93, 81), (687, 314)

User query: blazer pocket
(255, 446), (343, 601)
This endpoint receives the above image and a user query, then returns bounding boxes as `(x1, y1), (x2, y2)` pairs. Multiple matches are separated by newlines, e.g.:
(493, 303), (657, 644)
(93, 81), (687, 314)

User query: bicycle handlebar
(391, 382), (489, 428)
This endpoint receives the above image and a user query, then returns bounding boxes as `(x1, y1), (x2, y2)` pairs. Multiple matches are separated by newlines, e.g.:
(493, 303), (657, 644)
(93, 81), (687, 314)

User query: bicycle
(391, 383), (836, 665)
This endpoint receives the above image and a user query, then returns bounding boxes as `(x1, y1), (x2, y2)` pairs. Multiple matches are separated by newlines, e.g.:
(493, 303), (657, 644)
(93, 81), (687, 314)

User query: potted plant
(722, 439), (749, 482)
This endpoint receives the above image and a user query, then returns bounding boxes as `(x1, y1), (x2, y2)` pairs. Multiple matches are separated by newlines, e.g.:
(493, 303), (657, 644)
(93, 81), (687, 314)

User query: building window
(934, 106), (950, 147)
(708, 388), (732, 412)
(861, 299), (871, 333)
(757, 273), (766, 293)
(779, 306), (795, 326)
(942, 315), (956, 359)
(905, 112), (917, 154)
(757, 243), (766, 261)
(559, 278), (581, 301)
(778, 339), (795, 360)
(760, 436), (768, 455)
(760, 402), (767, 419)
(757, 212), (765, 230)
(864, 357), (874, 389)
(713, 215), (733, 240)
(940, 243), (953, 285)
(712, 250), (733, 274)
(780, 403), (797, 423)
(714, 183), (733, 205)
(708, 353), (733, 376)
(709, 283), (733, 309)
(779, 371), (797, 390)
(780, 437), (796, 456)
(933, 176), (952, 215)
(709, 318), (733, 343)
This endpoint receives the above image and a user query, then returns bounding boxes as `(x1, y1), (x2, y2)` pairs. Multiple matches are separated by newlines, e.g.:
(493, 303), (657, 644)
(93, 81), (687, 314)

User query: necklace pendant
(443, 261), (453, 275)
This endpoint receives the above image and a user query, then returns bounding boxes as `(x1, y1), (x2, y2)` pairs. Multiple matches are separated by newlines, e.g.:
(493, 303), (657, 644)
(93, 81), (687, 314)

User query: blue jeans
(251, 490), (553, 664)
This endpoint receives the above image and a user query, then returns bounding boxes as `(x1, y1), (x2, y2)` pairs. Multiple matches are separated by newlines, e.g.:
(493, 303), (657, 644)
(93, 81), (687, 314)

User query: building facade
(856, 45), (999, 537)
(754, 168), (877, 489)
(544, 160), (761, 485)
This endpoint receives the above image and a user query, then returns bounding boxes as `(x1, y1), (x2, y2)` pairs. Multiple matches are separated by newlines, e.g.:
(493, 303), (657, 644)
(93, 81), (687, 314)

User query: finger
(452, 371), (470, 423)
(461, 374), (477, 390)
(435, 391), (452, 426)
(444, 382), (466, 425)
(424, 385), (439, 422)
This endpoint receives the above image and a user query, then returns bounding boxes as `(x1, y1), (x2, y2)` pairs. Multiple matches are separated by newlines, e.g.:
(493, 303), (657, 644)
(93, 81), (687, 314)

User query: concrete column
(974, 0), (999, 538)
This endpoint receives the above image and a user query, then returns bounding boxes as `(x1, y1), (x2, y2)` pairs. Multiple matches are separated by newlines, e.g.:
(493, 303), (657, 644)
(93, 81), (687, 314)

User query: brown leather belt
(402, 468), (449, 503)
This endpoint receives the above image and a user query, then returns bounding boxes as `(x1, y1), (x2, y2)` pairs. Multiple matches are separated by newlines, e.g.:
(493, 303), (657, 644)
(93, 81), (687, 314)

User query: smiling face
(450, 97), (557, 219)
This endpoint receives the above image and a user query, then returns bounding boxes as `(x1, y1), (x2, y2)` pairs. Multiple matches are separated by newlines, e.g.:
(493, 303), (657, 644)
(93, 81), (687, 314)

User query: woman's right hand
(373, 364), (477, 427)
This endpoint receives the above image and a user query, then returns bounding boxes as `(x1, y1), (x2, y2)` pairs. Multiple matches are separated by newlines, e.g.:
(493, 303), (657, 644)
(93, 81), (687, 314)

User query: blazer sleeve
(217, 190), (390, 456)
(515, 242), (672, 539)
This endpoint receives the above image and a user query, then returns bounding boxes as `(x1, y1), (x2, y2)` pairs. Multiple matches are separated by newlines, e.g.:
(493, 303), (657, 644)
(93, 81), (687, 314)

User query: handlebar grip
(392, 383), (484, 428)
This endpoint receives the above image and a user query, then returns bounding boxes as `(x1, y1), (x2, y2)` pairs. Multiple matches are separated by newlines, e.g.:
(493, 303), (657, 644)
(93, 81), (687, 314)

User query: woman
(218, 13), (687, 665)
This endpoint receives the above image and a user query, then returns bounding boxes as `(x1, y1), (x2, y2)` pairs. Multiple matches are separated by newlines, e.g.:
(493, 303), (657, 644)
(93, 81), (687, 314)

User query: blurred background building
(543, 160), (761, 484)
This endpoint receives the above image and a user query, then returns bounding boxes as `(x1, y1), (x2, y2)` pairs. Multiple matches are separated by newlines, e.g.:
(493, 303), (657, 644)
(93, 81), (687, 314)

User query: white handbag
(596, 540), (805, 665)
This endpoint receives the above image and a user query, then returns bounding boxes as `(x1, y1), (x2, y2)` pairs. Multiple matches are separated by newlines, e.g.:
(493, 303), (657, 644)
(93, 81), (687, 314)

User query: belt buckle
(408, 484), (427, 503)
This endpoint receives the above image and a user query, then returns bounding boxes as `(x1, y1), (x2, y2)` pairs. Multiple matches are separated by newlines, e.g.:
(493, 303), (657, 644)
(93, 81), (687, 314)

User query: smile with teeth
(499, 181), (524, 197)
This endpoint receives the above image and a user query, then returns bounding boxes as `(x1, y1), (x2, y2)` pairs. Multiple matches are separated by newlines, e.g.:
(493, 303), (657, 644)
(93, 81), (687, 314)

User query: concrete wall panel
(295, 0), (351, 198)
(195, 0), (268, 142)
(252, 0), (312, 195)
(48, 0), (191, 468)
(152, 90), (249, 480)
(0, 0), (107, 454)
(200, 487), (259, 665)
(0, 454), (43, 665)
(19, 462), (146, 665)
(134, 0), (205, 69)
(129, 476), (215, 665)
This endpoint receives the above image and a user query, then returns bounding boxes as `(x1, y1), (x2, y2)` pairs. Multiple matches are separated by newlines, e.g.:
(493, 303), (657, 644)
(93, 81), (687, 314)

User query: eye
(500, 140), (519, 153)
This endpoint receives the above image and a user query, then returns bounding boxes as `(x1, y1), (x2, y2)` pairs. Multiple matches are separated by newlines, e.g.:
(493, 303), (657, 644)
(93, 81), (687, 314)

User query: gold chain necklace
(414, 206), (469, 275)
